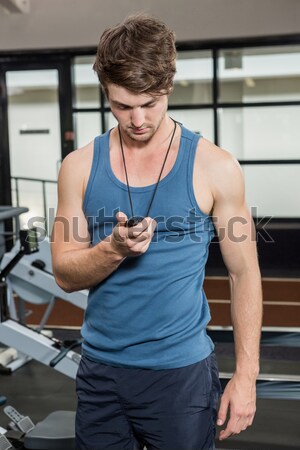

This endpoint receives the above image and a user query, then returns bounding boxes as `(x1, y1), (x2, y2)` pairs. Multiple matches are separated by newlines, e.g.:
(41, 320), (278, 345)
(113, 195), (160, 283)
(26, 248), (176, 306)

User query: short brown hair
(93, 14), (177, 96)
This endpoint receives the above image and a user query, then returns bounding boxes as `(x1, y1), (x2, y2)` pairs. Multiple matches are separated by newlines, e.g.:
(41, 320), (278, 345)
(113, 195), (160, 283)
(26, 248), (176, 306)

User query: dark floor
(0, 330), (300, 450)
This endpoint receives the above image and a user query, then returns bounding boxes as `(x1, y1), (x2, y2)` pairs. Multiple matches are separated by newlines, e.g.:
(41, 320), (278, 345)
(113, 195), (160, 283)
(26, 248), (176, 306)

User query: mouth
(130, 127), (150, 135)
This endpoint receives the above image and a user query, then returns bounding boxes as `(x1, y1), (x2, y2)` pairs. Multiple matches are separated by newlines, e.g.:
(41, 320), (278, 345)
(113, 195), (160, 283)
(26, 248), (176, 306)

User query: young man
(51, 14), (262, 450)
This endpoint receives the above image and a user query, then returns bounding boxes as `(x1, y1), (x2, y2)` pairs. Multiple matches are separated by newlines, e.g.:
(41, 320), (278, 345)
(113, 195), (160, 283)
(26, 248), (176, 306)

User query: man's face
(107, 84), (169, 143)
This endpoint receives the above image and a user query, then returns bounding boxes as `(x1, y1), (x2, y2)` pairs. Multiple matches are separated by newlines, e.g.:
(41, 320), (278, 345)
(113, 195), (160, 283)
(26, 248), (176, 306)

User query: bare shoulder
(196, 137), (240, 174)
(58, 140), (94, 194)
(196, 137), (244, 200)
(60, 140), (94, 176)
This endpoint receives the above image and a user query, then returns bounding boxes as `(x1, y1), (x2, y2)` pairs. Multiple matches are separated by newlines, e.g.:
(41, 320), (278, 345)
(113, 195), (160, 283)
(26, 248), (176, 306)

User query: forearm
(53, 237), (125, 292)
(229, 268), (263, 379)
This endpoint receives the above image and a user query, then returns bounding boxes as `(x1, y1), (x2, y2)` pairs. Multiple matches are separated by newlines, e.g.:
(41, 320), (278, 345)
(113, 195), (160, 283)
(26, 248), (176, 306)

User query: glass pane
(219, 106), (300, 160)
(6, 70), (61, 181)
(170, 50), (213, 105)
(73, 55), (100, 108)
(219, 46), (300, 103)
(105, 112), (118, 131)
(242, 165), (300, 218)
(169, 109), (214, 142)
(74, 112), (101, 148)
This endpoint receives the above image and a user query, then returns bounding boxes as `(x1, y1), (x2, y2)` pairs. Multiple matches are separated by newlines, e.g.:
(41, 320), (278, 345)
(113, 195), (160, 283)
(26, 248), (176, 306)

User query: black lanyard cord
(118, 118), (177, 225)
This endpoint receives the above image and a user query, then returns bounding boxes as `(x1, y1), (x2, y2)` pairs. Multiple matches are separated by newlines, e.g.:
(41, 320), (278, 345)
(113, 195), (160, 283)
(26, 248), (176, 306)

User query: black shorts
(75, 352), (222, 450)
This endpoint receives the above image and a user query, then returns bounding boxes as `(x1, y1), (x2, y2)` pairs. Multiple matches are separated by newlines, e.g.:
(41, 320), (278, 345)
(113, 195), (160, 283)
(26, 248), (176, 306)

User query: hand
(110, 211), (157, 258)
(217, 372), (256, 441)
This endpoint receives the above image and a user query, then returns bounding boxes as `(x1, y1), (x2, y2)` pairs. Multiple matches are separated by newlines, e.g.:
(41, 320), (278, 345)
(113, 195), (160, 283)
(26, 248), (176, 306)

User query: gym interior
(0, 1), (299, 449)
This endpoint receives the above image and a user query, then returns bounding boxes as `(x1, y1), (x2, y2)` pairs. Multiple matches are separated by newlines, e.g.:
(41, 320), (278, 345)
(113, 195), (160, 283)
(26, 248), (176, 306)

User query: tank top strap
(83, 130), (110, 213)
(179, 122), (202, 139)
(175, 123), (202, 179)
(177, 124), (202, 160)
(174, 124), (205, 216)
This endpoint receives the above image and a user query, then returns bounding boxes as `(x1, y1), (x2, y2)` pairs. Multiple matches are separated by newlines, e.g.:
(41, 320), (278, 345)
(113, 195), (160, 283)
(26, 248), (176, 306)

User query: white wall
(0, 0), (299, 51)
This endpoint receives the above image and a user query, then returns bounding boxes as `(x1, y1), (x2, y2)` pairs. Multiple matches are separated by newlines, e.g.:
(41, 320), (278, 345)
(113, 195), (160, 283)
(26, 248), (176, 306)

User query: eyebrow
(110, 99), (157, 108)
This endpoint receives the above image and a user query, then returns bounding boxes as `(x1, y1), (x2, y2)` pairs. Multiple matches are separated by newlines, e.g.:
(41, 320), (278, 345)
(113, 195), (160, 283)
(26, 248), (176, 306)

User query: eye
(118, 105), (130, 110)
(144, 102), (156, 108)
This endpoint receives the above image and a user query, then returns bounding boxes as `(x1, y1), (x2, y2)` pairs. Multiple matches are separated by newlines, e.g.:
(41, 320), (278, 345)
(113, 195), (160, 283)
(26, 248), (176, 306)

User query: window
(219, 105), (300, 160)
(170, 51), (213, 105)
(72, 55), (103, 147)
(70, 44), (300, 218)
(243, 165), (300, 218)
(73, 56), (100, 108)
(217, 45), (300, 218)
(73, 112), (102, 148)
(219, 46), (300, 103)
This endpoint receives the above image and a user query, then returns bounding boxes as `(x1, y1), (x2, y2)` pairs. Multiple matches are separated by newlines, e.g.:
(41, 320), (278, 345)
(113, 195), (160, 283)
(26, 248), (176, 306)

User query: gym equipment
(0, 207), (28, 260)
(207, 325), (300, 347)
(0, 405), (75, 450)
(0, 229), (80, 449)
(4, 405), (35, 434)
(0, 206), (27, 434)
(208, 326), (300, 400)
(0, 232), (87, 379)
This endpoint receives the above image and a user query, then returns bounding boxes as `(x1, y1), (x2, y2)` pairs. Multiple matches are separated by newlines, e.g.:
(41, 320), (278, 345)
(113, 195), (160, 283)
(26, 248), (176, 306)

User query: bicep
(212, 158), (258, 278)
(51, 156), (90, 264)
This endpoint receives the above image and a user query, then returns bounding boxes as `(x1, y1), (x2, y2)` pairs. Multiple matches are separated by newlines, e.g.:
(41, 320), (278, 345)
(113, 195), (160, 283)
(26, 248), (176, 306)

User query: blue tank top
(81, 123), (215, 369)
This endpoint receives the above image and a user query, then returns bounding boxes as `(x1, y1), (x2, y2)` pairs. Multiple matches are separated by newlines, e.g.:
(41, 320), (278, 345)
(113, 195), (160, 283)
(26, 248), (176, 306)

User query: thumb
(217, 394), (229, 426)
(116, 211), (128, 223)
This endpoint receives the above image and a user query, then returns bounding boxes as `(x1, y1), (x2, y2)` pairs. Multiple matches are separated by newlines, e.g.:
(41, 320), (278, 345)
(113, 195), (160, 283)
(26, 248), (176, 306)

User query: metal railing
(11, 176), (57, 234)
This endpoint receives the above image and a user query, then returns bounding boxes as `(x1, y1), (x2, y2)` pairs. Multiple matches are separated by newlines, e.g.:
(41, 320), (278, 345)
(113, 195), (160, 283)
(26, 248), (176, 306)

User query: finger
(128, 222), (147, 239)
(127, 232), (149, 247)
(219, 404), (256, 440)
(136, 217), (151, 233)
(219, 417), (239, 440)
(219, 428), (234, 441)
(134, 218), (157, 242)
(233, 417), (247, 434)
(126, 242), (149, 257)
(243, 410), (255, 429)
(149, 217), (157, 233)
(128, 217), (155, 239)
(138, 217), (157, 233)
(116, 211), (128, 223)
(113, 221), (127, 242)
(219, 411), (251, 440)
(112, 229), (126, 244)
(128, 226), (155, 253)
(248, 413), (255, 427)
(217, 395), (229, 427)
(241, 422), (249, 431)
(137, 237), (152, 253)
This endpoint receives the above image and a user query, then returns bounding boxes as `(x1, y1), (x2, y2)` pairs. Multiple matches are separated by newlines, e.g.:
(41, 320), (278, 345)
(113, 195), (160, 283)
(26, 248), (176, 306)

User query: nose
(130, 107), (145, 128)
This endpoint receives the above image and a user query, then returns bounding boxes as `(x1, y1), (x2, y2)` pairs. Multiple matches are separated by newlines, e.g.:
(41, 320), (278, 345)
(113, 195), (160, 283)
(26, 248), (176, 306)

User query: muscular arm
(51, 147), (124, 292)
(51, 145), (156, 293)
(211, 151), (263, 439)
(213, 155), (262, 376)
(51, 231), (126, 293)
